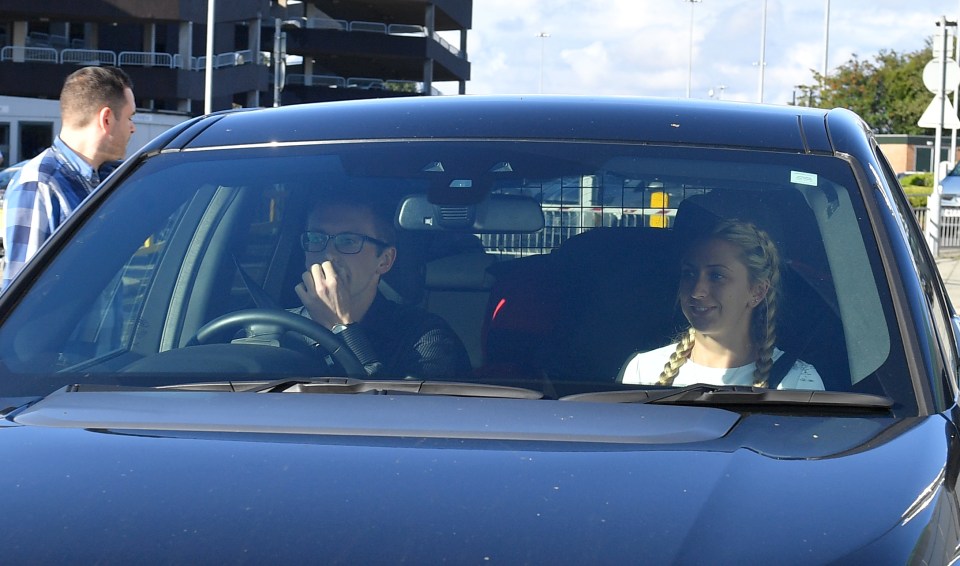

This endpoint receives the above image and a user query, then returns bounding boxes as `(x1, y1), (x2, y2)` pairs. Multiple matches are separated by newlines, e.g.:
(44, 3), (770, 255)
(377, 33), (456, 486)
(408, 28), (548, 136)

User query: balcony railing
(118, 51), (174, 67)
(285, 74), (438, 95)
(305, 17), (348, 31)
(348, 21), (387, 33)
(0, 46), (256, 71)
(301, 16), (459, 58)
(0, 45), (58, 63)
(61, 48), (117, 66)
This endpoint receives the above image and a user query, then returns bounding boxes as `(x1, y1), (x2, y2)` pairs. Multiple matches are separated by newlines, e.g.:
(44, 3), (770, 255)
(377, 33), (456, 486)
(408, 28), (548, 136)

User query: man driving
(293, 193), (472, 379)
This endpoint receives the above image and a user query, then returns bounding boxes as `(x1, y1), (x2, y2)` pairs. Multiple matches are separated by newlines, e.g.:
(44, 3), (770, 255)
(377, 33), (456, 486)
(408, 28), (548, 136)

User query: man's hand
(295, 260), (355, 329)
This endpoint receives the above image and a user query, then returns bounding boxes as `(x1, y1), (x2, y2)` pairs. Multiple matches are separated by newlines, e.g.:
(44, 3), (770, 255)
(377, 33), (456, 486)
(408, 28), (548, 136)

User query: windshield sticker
(791, 171), (818, 186)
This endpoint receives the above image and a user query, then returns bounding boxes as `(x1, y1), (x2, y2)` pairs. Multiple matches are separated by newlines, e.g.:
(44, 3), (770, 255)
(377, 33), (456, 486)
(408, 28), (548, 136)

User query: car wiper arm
(156, 377), (544, 400)
(562, 383), (894, 409)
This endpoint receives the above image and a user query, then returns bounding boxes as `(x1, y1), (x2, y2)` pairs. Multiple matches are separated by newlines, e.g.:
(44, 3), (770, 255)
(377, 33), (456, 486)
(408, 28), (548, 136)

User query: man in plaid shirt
(2, 66), (135, 290)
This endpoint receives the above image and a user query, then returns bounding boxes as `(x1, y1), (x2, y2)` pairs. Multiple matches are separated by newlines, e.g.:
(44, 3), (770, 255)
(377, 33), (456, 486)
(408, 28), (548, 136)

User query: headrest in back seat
(426, 253), (497, 290)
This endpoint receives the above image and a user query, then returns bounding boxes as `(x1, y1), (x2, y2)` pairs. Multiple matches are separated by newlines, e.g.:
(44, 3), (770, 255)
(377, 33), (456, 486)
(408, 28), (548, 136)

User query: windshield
(0, 140), (912, 412)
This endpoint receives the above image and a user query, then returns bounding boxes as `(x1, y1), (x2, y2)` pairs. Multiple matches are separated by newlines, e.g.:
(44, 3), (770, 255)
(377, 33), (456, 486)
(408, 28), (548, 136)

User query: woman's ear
(750, 280), (770, 306)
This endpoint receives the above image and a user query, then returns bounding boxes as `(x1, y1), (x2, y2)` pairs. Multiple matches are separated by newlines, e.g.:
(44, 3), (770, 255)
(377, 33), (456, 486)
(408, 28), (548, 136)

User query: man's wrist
(331, 322), (354, 335)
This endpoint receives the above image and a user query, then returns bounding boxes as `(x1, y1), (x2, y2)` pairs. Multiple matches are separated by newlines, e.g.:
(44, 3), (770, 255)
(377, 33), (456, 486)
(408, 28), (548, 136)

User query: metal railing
(194, 49), (254, 71)
(349, 21), (388, 33)
(432, 33), (461, 57)
(285, 73), (347, 87)
(300, 16), (459, 58)
(118, 51), (173, 67)
(305, 17), (348, 31)
(480, 209), (659, 257)
(346, 77), (385, 90)
(0, 45), (58, 63)
(388, 24), (426, 36)
(942, 208), (960, 248)
(910, 206), (960, 250)
(61, 48), (117, 66)
(0, 45), (254, 71)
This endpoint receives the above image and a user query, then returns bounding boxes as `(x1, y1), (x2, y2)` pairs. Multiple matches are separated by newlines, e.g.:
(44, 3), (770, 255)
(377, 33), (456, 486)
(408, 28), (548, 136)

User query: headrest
(425, 252), (497, 290)
(554, 226), (677, 266)
(673, 190), (792, 259)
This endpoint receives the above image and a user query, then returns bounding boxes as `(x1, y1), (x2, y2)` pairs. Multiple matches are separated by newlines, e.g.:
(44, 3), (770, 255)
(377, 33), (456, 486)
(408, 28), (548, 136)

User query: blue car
(0, 96), (957, 563)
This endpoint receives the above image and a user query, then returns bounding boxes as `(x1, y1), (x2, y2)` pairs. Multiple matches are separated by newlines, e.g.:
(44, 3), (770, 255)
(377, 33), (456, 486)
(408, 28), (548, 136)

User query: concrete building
(876, 134), (960, 175)
(0, 0), (472, 162)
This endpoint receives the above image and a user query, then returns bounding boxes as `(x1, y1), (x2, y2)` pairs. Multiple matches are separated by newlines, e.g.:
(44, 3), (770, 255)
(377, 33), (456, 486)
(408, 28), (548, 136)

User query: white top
(618, 343), (824, 390)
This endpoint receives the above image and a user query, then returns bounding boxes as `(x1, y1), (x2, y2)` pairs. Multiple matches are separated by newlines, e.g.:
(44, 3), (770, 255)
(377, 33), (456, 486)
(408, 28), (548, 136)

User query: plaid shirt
(2, 137), (99, 289)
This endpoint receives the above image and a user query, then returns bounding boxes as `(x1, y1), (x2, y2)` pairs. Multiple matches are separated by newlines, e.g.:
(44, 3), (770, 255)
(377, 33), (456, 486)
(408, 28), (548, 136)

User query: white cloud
(466, 0), (950, 106)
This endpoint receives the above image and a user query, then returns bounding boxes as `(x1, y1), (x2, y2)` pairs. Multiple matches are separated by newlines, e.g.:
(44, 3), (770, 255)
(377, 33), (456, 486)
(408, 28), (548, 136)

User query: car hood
(0, 388), (955, 563)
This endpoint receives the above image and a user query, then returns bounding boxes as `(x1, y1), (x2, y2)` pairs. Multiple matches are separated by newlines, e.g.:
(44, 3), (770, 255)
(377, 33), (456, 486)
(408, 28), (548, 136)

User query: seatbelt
(766, 349), (799, 389)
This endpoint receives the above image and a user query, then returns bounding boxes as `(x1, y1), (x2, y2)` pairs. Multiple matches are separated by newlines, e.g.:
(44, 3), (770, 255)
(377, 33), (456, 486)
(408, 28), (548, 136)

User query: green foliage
(900, 173), (933, 207)
(385, 81), (419, 93)
(900, 172), (934, 187)
(794, 42), (933, 134)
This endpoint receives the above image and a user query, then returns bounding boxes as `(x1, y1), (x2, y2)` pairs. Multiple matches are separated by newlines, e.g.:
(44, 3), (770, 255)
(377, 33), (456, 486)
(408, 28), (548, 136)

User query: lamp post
(757, 0), (767, 103)
(537, 32), (550, 93)
(822, 0), (830, 79)
(204, 0), (215, 114)
(684, 0), (701, 98)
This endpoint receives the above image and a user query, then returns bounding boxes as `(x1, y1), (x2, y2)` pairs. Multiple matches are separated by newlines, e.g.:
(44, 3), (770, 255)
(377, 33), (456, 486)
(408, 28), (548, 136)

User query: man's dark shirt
(294, 292), (472, 380)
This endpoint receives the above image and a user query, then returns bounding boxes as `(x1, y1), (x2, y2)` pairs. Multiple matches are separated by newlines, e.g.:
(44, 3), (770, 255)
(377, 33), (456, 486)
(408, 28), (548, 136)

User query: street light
(537, 32), (550, 93)
(757, 0), (767, 103)
(204, 0), (215, 114)
(822, 0), (831, 79)
(683, 0), (701, 98)
(273, 18), (302, 107)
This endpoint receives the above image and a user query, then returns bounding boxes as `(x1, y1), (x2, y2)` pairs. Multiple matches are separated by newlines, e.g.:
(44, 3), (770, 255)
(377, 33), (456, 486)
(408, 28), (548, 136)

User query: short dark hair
(309, 191), (397, 246)
(60, 66), (134, 128)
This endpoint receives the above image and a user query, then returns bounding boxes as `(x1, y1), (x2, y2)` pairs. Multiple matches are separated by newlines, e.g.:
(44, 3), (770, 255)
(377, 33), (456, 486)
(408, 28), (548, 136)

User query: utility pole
(204, 0), (215, 114)
(537, 32), (550, 93)
(757, 0), (767, 103)
(683, 0), (701, 98)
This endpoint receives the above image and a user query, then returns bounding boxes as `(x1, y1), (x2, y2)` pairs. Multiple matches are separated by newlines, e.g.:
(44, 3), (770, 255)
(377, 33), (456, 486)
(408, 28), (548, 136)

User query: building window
(0, 123), (8, 166)
(20, 122), (53, 161)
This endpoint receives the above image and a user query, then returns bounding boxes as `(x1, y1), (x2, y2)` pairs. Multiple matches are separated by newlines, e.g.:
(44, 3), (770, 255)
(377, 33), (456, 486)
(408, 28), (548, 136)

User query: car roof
(149, 96), (853, 155)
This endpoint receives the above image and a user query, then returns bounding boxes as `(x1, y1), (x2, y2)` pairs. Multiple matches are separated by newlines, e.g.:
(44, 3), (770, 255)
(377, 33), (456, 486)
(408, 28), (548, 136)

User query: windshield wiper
(561, 383), (894, 409)
(152, 377), (544, 400)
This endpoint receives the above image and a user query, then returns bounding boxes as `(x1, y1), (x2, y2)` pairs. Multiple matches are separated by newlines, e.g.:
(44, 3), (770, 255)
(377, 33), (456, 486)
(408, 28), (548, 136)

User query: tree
(795, 44), (933, 134)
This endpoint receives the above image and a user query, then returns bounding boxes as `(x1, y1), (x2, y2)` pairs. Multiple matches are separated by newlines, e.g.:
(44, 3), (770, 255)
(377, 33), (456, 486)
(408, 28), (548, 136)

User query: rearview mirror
(397, 194), (544, 233)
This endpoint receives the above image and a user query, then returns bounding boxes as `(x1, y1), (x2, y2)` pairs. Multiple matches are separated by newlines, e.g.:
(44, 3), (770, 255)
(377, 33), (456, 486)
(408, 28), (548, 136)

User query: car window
(0, 141), (915, 412)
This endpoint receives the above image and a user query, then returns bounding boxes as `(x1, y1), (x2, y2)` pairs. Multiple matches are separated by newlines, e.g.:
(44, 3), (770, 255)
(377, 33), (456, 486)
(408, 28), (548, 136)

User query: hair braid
(749, 227), (780, 387)
(659, 327), (696, 385)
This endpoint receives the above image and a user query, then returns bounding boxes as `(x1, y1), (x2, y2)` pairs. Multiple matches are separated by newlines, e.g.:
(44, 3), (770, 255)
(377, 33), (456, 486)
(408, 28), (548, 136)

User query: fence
(480, 209), (669, 257)
(910, 206), (960, 250)
(0, 45), (254, 71)
(943, 208), (960, 248)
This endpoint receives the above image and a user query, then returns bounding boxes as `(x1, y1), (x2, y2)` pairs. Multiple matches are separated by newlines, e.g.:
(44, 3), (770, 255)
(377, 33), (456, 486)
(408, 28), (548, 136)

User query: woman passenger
(618, 219), (823, 389)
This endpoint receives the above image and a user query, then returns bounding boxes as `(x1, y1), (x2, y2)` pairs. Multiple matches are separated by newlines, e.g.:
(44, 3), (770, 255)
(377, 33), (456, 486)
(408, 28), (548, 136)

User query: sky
(448, 0), (958, 105)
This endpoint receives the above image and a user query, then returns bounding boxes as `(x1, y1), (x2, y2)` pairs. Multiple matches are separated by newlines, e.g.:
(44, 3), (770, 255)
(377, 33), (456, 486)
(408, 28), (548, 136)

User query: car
(940, 162), (960, 206)
(0, 96), (957, 563)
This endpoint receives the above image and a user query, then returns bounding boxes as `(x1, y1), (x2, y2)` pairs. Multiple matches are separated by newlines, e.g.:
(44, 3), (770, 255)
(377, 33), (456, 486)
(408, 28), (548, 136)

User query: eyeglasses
(300, 231), (392, 254)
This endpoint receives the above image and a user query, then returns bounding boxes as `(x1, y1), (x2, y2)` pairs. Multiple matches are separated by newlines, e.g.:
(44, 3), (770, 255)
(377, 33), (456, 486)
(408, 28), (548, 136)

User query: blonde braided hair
(658, 220), (781, 387)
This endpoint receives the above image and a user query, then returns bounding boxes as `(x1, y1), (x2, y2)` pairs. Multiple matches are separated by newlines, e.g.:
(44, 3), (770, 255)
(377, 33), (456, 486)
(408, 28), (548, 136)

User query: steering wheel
(185, 309), (365, 377)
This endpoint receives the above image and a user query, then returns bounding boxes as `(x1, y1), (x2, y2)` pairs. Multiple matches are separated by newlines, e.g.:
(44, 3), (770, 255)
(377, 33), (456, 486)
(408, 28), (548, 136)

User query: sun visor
(397, 194), (544, 233)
